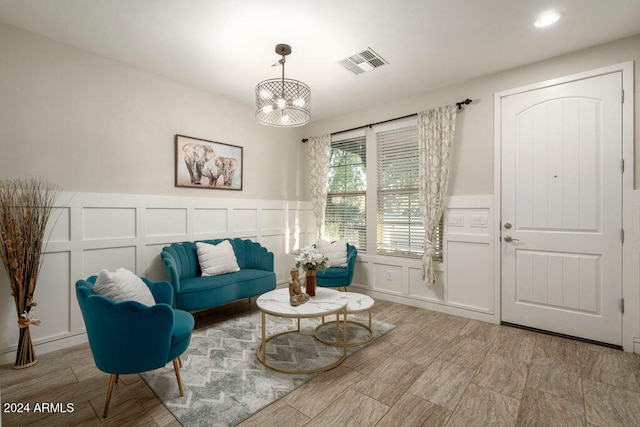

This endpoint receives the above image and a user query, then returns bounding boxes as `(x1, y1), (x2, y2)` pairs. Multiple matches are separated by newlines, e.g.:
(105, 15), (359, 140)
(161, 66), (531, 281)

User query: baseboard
(351, 284), (498, 324)
(0, 333), (88, 366)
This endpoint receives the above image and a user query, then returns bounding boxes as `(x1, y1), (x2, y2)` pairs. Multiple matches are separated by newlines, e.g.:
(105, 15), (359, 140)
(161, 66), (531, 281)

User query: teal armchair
(316, 244), (358, 291)
(76, 276), (194, 418)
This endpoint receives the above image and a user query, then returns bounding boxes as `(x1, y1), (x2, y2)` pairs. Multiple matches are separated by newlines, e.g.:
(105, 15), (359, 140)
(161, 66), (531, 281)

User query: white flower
(294, 246), (328, 271)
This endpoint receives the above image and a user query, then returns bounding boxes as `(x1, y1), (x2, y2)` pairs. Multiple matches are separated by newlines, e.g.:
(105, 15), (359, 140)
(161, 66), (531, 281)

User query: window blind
(325, 134), (367, 250)
(376, 124), (443, 260)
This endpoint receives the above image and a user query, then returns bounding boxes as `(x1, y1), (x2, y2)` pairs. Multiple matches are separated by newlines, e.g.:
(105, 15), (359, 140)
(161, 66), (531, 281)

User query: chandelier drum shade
(255, 44), (311, 127)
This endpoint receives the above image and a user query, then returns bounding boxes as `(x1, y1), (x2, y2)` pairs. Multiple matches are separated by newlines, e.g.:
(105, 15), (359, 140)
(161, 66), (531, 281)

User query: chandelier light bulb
(293, 97), (305, 107)
(262, 105), (273, 113)
(276, 98), (286, 109)
(259, 89), (273, 99)
(281, 113), (290, 123)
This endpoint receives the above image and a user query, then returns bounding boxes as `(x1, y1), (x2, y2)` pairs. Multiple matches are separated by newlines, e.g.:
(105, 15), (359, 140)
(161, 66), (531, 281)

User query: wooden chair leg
(178, 356), (183, 368)
(173, 358), (184, 396)
(103, 374), (117, 418)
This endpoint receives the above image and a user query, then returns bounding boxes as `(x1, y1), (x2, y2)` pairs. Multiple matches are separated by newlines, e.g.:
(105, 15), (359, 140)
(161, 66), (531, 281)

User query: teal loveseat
(161, 238), (276, 311)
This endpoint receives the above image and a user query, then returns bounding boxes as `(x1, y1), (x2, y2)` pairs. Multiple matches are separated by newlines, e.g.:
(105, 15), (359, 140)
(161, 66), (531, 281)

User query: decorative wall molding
(8, 189), (634, 363)
(0, 191), (313, 365)
(350, 195), (497, 323)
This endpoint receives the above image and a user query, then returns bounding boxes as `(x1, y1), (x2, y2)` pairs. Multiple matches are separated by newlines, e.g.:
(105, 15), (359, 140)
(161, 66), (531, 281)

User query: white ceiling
(1, 0), (639, 123)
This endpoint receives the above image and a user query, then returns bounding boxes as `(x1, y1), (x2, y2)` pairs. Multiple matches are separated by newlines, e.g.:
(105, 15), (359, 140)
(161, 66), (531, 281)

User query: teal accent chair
(76, 276), (194, 418)
(316, 244), (358, 291)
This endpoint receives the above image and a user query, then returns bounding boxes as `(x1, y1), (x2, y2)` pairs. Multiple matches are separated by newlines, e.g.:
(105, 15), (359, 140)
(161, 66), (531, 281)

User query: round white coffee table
(314, 292), (375, 347)
(256, 287), (349, 374)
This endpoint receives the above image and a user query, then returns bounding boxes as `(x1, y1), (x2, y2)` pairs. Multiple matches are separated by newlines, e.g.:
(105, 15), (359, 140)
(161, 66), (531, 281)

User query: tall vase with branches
(0, 178), (59, 369)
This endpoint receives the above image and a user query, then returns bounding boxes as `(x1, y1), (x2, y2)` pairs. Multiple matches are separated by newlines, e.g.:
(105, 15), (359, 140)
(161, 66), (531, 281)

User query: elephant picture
(182, 142), (215, 185)
(175, 135), (243, 190)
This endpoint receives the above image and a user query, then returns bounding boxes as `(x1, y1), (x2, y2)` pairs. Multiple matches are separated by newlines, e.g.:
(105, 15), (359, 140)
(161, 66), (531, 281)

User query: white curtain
(418, 104), (457, 287)
(307, 134), (332, 238)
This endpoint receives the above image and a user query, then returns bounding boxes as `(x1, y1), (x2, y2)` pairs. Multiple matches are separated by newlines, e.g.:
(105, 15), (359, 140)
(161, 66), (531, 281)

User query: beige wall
(303, 34), (640, 195)
(0, 23), (305, 200)
(2, 22), (636, 200)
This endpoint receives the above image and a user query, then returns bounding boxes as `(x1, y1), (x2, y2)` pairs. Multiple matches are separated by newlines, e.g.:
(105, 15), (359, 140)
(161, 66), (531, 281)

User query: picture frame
(175, 134), (243, 190)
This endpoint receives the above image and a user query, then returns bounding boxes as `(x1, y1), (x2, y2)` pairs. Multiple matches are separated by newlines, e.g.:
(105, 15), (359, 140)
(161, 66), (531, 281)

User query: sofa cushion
(93, 268), (156, 306)
(196, 240), (240, 277)
(180, 269), (274, 293)
(316, 266), (349, 280)
(177, 269), (276, 312)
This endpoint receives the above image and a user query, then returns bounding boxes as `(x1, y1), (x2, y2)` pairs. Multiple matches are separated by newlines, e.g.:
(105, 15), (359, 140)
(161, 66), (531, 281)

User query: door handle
(504, 235), (519, 243)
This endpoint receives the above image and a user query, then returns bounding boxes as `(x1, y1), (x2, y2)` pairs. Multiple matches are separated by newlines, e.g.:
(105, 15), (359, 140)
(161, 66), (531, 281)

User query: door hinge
(622, 89), (625, 103)
(621, 298), (625, 314)
(622, 159), (625, 173)
(621, 228), (625, 243)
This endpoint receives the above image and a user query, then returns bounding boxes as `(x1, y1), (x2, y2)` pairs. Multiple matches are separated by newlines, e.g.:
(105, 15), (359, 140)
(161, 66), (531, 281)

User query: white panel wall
(14, 191), (640, 360)
(0, 191), (311, 364)
(351, 195), (497, 323)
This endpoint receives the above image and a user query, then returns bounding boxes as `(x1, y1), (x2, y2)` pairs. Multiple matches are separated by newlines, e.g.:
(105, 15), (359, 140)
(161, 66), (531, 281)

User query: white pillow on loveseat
(316, 238), (348, 268)
(93, 268), (156, 306)
(196, 240), (240, 277)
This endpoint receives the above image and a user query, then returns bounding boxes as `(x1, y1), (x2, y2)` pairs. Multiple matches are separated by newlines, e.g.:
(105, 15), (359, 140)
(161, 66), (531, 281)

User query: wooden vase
(305, 270), (317, 296)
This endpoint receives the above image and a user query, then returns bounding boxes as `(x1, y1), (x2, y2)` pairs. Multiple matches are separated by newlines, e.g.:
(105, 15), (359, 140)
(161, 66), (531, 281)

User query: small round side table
(313, 292), (375, 347)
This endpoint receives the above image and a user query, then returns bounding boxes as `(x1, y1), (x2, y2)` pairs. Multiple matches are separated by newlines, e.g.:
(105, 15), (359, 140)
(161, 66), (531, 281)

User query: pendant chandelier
(255, 44), (311, 127)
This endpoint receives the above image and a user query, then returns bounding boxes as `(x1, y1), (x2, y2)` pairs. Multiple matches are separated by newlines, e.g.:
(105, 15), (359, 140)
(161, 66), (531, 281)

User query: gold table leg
(256, 307), (349, 374)
(313, 307), (375, 348)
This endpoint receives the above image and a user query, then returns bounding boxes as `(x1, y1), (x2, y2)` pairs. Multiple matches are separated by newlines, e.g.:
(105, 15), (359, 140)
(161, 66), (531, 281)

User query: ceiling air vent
(339, 48), (388, 75)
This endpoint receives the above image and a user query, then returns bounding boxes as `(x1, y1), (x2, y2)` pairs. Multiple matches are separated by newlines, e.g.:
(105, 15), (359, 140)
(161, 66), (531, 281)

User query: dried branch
(0, 178), (59, 328)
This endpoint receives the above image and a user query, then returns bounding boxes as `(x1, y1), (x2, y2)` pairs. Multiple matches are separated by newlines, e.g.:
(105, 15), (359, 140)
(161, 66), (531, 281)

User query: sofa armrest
(256, 250), (274, 272)
(240, 239), (274, 272)
(346, 244), (358, 284)
(161, 256), (182, 296)
(142, 278), (174, 306)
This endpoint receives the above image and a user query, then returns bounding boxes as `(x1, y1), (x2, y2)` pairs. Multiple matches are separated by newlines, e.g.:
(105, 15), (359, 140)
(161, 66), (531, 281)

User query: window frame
(373, 119), (443, 261)
(324, 130), (367, 251)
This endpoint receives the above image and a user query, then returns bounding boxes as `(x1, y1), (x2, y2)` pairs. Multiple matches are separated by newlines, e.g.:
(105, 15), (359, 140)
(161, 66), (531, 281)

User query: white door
(500, 71), (623, 345)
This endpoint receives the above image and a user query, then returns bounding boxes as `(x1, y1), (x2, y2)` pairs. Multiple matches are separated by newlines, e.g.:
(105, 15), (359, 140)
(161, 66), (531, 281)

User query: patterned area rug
(141, 309), (395, 427)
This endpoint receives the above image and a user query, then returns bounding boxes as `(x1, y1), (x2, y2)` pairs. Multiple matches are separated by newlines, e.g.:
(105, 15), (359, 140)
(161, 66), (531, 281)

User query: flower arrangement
(294, 246), (328, 271)
(0, 178), (59, 368)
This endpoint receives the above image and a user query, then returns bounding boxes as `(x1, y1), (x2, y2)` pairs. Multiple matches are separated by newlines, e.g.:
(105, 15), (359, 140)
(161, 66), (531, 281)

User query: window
(324, 133), (367, 250)
(322, 121), (443, 261)
(376, 121), (443, 260)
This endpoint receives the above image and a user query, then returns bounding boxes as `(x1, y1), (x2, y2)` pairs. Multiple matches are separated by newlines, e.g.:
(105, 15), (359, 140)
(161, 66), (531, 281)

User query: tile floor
(1, 298), (639, 426)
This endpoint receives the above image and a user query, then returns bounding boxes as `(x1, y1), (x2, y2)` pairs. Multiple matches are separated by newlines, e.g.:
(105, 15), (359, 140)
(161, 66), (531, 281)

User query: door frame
(493, 61), (635, 351)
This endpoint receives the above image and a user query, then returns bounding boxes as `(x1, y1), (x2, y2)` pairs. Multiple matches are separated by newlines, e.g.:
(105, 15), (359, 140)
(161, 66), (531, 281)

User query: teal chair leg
(103, 374), (118, 418)
(173, 358), (184, 396)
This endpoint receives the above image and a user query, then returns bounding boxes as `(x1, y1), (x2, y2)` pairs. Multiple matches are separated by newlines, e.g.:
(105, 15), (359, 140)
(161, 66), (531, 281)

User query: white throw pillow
(93, 268), (156, 306)
(316, 238), (348, 268)
(196, 240), (240, 277)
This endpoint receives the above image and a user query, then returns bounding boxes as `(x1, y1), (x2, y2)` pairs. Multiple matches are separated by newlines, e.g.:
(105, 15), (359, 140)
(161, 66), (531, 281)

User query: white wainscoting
(0, 192), (314, 365)
(0, 192), (502, 363)
(351, 195), (498, 323)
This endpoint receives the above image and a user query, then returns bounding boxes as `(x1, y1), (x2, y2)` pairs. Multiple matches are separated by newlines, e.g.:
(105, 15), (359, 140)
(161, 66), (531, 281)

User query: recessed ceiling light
(535, 11), (561, 28)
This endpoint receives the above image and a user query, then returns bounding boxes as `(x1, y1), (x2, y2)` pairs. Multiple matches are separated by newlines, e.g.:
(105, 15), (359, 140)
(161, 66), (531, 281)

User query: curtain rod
(301, 98), (472, 142)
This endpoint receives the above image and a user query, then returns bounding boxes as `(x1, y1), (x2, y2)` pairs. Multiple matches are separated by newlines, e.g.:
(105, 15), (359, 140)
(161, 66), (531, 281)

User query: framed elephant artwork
(175, 134), (243, 190)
